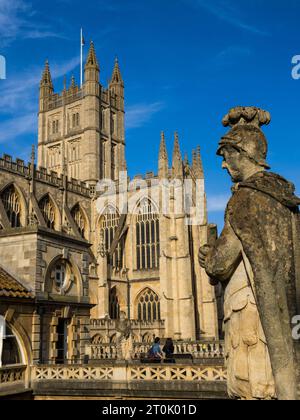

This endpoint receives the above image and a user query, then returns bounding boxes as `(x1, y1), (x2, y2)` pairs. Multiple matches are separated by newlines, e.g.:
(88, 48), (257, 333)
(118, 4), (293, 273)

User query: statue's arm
(204, 220), (242, 282)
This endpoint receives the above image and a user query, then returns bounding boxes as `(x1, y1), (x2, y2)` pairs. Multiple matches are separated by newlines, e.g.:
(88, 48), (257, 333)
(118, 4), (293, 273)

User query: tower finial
(85, 41), (99, 69)
(184, 153), (189, 167)
(110, 56), (124, 86)
(192, 146), (204, 179)
(172, 132), (183, 178)
(30, 144), (36, 179)
(40, 60), (53, 89)
(31, 144), (35, 166)
(173, 132), (181, 159)
(70, 74), (76, 88)
(158, 131), (169, 179)
(159, 131), (168, 161)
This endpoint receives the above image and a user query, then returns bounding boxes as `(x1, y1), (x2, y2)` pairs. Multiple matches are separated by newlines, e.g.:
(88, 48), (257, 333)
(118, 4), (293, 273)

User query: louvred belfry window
(1, 185), (21, 228)
(136, 199), (160, 270)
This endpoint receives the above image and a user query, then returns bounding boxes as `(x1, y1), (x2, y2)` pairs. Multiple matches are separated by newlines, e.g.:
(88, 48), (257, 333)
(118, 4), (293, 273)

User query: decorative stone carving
(28, 211), (38, 227)
(115, 312), (133, 361)
(199, 106), (300, 400)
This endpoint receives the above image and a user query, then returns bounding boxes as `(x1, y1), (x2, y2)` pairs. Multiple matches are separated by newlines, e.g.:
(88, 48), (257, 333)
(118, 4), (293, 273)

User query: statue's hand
(199, 245), (220, 286)
(199, 245), (212, 269)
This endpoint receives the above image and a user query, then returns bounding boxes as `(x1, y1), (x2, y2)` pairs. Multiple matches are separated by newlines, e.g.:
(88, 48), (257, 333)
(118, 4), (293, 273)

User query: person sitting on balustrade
(162, 338), (175, 364)
(148, 337), (164, 362)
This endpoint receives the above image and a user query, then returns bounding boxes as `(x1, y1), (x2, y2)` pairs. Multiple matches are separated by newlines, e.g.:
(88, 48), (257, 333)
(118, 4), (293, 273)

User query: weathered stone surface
(199, 106), (300, 400)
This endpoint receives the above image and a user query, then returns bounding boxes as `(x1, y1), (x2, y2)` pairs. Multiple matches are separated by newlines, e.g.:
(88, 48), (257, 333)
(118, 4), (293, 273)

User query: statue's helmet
(217, 106), (271, 169)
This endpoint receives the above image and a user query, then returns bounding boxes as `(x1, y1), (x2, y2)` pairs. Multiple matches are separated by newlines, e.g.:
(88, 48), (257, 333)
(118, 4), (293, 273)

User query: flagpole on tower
(80, 28), (83, 88)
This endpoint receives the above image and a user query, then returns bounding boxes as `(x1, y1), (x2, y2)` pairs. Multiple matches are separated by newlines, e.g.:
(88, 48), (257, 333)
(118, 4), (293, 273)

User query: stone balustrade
(0, 156), (30, 177)
(90, 319), (166, 345)
(0, 363), (227, 399)
(90, 319), (166, 328)
(88, 341), (224, 361)
(0, 365), (28, 396)
(31, 364), (227, 383)
(173, 341), (225, 359)
(31, 363), (228, 399)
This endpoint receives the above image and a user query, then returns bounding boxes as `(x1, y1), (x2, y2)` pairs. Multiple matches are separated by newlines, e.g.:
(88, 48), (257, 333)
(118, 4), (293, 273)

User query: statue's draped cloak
(227, 172), (300, 391)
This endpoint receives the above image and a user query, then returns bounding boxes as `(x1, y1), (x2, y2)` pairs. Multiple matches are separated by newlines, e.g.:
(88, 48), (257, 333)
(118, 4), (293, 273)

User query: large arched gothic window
(137, 288), (161, 322)
(71, 204), (86, 238)
(100, 206), (124, 269)
(136, 199), (160, 270)
(1, 185), (21, 228)
(39, 195), (55, 230)
(109, 287), (120, 320)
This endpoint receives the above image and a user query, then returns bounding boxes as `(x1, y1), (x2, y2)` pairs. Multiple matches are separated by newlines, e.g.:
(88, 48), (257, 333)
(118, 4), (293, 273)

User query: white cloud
(0, 0), (65, 46)
(0, 59), (163, 148)
(217, 46), (251, 60)
(0, 56), (80, 147)
(0, 56), (80, 114)
(192, 0), (269, 36)
(0, 113), (36, 143)
(126, 102), (164, 129)
(207, 194), (230, 212)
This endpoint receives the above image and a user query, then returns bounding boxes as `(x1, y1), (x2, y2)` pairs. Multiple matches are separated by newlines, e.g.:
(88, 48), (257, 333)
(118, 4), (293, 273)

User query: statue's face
(220, 147), (244, 182)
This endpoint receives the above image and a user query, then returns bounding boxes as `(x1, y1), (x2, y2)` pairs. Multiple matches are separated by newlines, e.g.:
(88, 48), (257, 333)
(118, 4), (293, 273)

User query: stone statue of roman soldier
(199, 106), (300, 400)
(115, 312), (133, 361)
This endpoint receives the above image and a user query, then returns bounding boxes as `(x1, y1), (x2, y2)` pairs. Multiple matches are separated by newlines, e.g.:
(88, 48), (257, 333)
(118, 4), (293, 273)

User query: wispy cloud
(192, 0), (269, 36)
(207, 194), (230, 212)
(217, 46), (251, 60)
(0, 56), (80, 114)
(126, 102), (164, 129)
(0, 62), (164, 148)
(0, 56), (80, 145)
(0, 113), (36, 143)
(0, 0), (65, 46)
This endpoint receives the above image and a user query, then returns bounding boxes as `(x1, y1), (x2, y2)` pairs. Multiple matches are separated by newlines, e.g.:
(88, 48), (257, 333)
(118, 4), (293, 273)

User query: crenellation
(0, 39), (220, 378)
(0, 155), (30, 178)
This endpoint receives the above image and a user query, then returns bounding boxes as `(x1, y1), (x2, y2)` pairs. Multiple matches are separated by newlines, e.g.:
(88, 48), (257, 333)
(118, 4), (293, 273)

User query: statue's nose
(222, 161), (227, 170)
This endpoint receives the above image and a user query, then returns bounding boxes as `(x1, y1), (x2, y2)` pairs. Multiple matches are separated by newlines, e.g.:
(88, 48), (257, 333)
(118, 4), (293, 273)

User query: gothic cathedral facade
(0, 42), (220, 366)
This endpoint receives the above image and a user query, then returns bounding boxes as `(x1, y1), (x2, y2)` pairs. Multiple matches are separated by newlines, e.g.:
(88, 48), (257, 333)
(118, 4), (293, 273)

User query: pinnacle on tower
(85, 41), (99, 70)
(173, 132), (182, 161)
(110, 57), (124, 86)
(70, 75), (76, 89)
(184, 153), (189, 167)
(40, 60), (53, 89)
(192, 146), (204, 179)
(63, 75), (67, 91)
(84, 41), (100, 85)
(172, 132), (183, 178)
(31, 144), (35, 165)
(159, 131), (168, 161)
(158, 131), (169, 178)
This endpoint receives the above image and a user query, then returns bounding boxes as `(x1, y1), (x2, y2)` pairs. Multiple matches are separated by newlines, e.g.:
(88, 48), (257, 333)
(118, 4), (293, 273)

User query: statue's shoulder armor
(226, 187), (253, 213)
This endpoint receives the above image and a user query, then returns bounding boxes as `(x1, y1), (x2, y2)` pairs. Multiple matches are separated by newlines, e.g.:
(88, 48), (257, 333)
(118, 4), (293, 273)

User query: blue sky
(0, 0), (299, 230)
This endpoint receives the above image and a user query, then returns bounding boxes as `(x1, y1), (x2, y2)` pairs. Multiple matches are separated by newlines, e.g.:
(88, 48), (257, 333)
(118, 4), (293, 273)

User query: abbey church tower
(37, 42), (126, 186)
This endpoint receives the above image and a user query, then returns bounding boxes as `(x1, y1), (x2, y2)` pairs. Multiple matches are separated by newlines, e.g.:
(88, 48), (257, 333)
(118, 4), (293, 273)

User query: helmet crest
(217, 106), (271, 169)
